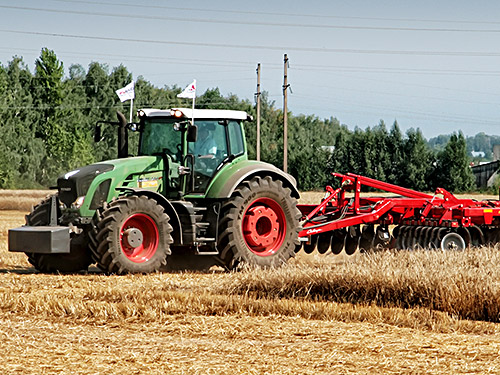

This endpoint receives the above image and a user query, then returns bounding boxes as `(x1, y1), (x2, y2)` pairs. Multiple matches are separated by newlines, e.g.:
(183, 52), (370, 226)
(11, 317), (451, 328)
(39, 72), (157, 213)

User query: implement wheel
(90, 195), (173, 274)
(218, 176), (301, 270)
(26, 195), (92, 273)
(440, 232), (466, 251)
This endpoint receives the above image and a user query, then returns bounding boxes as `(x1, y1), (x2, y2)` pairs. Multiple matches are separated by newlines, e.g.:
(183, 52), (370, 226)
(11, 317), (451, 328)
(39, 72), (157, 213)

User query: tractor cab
(137, 108), (251, 196)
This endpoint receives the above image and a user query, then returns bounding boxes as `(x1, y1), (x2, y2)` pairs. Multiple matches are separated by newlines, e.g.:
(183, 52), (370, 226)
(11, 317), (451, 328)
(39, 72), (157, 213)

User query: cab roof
(139, 108), (252, 121)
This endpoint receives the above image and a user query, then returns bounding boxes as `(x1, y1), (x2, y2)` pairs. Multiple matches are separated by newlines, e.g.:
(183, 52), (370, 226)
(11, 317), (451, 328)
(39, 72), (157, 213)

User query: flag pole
(177, 79), (197, 123)
(191, 96), (195, 125)
(129, 98), (133, 123)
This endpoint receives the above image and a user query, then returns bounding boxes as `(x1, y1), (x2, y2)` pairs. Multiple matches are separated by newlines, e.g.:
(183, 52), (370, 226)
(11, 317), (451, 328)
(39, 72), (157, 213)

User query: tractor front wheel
(218, 176), (301, 270)
(90, 195), (173, 274)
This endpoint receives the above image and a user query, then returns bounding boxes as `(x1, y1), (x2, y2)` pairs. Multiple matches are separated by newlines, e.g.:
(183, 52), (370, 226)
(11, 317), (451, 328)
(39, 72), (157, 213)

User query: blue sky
(1, 0), (500, 138)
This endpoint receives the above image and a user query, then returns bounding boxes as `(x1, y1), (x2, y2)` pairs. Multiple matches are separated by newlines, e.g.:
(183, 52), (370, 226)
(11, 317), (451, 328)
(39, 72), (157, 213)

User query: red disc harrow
(297, 173), (500, 254)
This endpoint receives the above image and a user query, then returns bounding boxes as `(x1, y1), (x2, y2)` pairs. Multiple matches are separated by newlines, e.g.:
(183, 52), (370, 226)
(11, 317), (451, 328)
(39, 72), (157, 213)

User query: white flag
(115, 81), (135, 102)
(177, 79), (196, 99)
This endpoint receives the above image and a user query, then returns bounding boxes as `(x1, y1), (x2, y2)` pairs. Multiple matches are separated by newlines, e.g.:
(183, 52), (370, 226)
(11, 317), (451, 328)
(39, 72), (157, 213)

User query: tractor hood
(57, 156), (161, 210)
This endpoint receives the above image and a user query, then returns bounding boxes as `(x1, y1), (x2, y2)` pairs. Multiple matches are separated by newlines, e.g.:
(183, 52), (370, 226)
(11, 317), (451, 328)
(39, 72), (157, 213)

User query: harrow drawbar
(296, 173), (500, 255)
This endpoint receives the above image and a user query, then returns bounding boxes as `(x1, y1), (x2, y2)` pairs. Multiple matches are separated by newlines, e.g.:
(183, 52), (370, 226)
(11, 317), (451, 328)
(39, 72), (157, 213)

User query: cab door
(188, 120), (228, 193)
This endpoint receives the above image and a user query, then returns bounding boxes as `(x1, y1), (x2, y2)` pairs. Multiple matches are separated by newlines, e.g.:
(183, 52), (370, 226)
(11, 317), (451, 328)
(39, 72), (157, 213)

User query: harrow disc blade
(421, 227), (432, 248)
(345, 226), (360, 256)
(406, 226), (417, 249)
(398, 226), (410, 249)
(457, 227), (471, 247)
(427, 227), (441, 249)
(359, 225), (375, 253)
(485, 227), (500, 244)
(317, 233), (331, 254)
(294, 243), (303, 253)
(413, 226), (423, 249)
(468, 225), (484, 247)
(330, 230), (345, 255)
(303, 235), (317, 254)
(430, 228), (447, 249)
(394, 226), (404, 249)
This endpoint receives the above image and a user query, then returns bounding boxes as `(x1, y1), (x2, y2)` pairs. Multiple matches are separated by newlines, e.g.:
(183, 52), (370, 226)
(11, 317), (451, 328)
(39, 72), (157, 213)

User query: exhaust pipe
(117, 111), (128, 158)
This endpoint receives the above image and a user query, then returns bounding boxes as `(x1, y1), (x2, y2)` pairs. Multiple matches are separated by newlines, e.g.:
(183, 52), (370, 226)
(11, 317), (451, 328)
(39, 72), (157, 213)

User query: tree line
(0, 48), (476, 192)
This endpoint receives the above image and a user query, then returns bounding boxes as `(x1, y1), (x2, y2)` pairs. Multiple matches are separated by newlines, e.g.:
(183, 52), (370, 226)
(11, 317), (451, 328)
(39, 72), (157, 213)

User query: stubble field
(1, 191), (500, 374)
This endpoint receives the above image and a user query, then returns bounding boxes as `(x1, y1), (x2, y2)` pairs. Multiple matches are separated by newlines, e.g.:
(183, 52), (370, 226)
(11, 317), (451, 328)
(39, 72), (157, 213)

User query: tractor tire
(25, 195), (92, 273)
(89, 195), (173, 274)
(218, 176), (301, 270)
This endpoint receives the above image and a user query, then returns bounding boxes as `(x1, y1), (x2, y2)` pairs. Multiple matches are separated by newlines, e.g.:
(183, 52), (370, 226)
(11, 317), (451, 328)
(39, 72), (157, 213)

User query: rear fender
(205, 161), (299, 199)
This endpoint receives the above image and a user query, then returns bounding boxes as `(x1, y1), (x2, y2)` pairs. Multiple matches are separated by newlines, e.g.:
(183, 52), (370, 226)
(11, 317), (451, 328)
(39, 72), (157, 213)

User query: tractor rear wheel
(90, 195), (173, 274)
(26, 195), (92, 273)
(218, 176), (301, 270)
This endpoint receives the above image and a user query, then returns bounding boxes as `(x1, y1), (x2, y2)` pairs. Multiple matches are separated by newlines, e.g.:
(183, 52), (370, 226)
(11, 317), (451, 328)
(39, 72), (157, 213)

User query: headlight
(170, 109), (183, 118)
(72, 196), (85, 209)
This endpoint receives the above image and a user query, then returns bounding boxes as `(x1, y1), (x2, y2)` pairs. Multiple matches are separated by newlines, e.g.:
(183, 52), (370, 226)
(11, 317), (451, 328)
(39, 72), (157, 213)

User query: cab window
(139, 119), (181, 162)
(228, 121), (245, 156)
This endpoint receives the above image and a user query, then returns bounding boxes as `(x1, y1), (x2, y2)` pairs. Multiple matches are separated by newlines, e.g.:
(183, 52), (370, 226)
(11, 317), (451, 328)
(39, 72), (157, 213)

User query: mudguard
(205, 160), (299, 199)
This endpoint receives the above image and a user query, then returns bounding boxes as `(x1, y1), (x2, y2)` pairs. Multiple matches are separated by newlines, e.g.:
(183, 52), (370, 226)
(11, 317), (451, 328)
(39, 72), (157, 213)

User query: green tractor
(9, 108), (301, 273)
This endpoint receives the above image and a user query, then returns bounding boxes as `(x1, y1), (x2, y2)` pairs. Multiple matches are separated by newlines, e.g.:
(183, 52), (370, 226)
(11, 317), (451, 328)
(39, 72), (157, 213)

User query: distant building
(471, 151), (485, 158)
(471, 144), (500, 188)
(471, 161), (499, 188)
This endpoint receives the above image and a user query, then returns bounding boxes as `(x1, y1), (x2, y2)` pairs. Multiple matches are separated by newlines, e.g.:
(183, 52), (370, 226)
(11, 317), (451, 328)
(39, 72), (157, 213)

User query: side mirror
(94, 124), (102, 142)
(127, 123), (139, 132)
(187, 125), (198, 143)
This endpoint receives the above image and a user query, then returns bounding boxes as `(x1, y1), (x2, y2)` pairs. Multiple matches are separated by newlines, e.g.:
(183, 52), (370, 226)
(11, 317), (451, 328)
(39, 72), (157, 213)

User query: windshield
(139, 119), (182, 162)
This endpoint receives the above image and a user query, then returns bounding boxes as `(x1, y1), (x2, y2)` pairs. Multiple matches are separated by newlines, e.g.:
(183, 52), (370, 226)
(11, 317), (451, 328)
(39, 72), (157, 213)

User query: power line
(3, 44), (500, 105)
(296, 65), (500, 77)
(4, 45), (500, 79)
(290, 93), (500, 126)
(325, 71), (500, 97)
(48, 0), (500, 27)
(4, 5), (500, 33)
(293, 82), (500, 107)
(2, 29), (500, 57)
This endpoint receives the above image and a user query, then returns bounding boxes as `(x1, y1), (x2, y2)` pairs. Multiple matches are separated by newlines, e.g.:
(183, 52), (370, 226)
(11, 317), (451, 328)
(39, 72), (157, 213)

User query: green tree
(33, 48), (74, 184)
(386, 121), (404, 186)
(84, 62), (118, 161)
(432, 132), (475, 192)
(401, 128), (434, 191)
(62, 64), (95, 169)
(0, 57), (45, 188)
(288, 114), (333, 190)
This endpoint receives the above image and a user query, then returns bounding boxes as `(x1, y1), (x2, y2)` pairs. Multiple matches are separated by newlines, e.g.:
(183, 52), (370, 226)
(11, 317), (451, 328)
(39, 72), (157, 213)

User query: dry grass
(3, 314), (500, 375)
(218, 247), (500, 323)
(2, 199), (500, 373)
(0, 190), (51, 210)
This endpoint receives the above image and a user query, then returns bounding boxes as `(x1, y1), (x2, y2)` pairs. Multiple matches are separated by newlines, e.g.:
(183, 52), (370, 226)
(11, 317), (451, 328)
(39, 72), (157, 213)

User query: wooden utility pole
(283, 54), (289, 173)
(255, 63), (261, 161)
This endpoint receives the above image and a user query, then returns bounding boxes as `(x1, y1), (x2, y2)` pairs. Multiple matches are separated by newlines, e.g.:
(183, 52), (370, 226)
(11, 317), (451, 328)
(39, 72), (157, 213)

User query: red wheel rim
(242, 197), (286, 256)
(120, 213), (159, 263)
